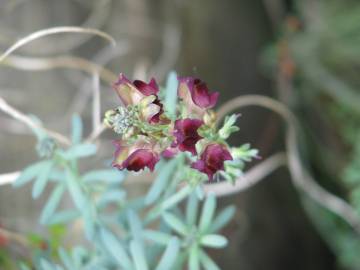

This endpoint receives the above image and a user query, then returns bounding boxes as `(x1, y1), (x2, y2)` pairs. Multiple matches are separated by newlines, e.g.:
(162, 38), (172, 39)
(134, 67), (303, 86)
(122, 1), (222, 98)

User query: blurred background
(1, 0), (360, 269)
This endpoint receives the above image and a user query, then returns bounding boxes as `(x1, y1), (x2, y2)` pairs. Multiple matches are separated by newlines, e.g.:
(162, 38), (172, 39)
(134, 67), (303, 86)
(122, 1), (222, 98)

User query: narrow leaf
(188, 245), (200, 270)
(155, 237), (180, 270)
(19, 263), (31, 270)
(62, 144), (97, 160)
(200, 234), (228, 248)
(40, 259), (55, 270)
(32, 161), (53, 199)
(97, 190), (126, 207)
(48, 210), (80, 225)
(82, 169), (125, 184)
(199, 193), (216, 233)
(127, 210), (143, 241)
(163, 213), (188, 236)
(145, 158), (179, 205)
(40, 183), (66, 224)
(199, 249), (220, 270)
(186, 192), (199, 226)
(83, 206), (96, 241)
(100, 228), (133, 269)
(161, 185), (192, 211)
(209, 205), (236, 233)
(71, 114), (83, 144)
(58, 247), (76, 270)
(65, 169), (86, 210)
(164, 71), (178, 118)
(130, 240), (149, 270)
(144, 230), (172, 245)
(13, 160), (49, 188)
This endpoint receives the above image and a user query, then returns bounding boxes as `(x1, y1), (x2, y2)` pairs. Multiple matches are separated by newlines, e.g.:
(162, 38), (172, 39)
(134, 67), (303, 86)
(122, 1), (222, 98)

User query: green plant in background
(8, 71), (257, 270)
(263, 0), (360, 269)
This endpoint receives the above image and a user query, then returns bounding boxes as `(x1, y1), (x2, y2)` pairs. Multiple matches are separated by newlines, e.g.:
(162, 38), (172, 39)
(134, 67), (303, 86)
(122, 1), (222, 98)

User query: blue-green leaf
(161, 185), (192, 211)
(199, 193), (216, 233)
(200, 234), (228, 248)
(83, 206), (97, 241)
(188, 245), (200, 270)
(65, 169), (87, 210)
(58, 247), (76, 270)
(71, 246), (88, 267)
(127, 210), (143, 242)
(155, 237), (180, 270)
(145, 158), (179, 205)
(40, 259), (58, 270)
(99, 228), (133, 269)
(19, 263), (31, 270)
(163, 213), (188, 236)
(71, 114), (83, 144)
(186, 192), (199, 226)
(40, 183), (66, 224)
(199, 249), (220, 270)
(62, 144), (97, 160)
(195, 185), (205, 200)
(97, 190), (126, 207)
(32, 161), (53, 199)
(48, 210), (80, 225)
(130, 240), (148, 270)
(143, 230), (172, 245)
(13, 160), (50, 188)
(164, 71), (178, 118)
(82, 169), (125, 184)
(209, 205), (236, 233)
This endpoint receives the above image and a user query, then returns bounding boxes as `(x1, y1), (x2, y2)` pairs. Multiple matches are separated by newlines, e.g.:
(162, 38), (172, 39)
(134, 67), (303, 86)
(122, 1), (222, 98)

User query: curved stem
(204, 152), (287, 197)
(0, 96), (71, 146)
(211, 95), (360, 234)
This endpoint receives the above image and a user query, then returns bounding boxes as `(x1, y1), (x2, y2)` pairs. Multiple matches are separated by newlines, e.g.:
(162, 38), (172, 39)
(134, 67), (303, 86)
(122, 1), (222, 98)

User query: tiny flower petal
(113, 73), (145, 105)
(172, 118), (203, 155)
(133, 78), (159, 96)
(191, 143), (233, 181)
(112, 140), (159, 172)
(178, 77), (219, 109)
(142, 103), (161, 122)
(149, 98), (164, 123)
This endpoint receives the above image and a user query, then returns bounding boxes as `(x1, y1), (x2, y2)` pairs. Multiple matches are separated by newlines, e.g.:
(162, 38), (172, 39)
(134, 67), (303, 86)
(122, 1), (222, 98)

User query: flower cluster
(104, 73), (243, 181)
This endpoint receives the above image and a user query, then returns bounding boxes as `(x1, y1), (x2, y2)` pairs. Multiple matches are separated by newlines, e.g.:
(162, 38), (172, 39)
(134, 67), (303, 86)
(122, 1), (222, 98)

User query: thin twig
(0, 96), (71, 145)
(64, 43), (129, 120)
(204, 152), (287, 197)
(0, 0), (112, 54)
(2, 55), (117, 84)
(0, 26), (116, 64)
(212, 95), (360, 234)
(85, 123), (107, 143)
(0, 171), (20, 186)
(92, 72), (101, 133)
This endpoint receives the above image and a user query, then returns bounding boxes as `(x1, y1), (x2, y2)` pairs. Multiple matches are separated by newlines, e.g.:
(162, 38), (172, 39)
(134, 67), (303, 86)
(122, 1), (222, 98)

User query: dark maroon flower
(113, 74), (163, 123)
(191, 144), (233, 181)
(178, 77), (219, 109)
(172, 118), (203, 155)
(112, 140), (159, 172)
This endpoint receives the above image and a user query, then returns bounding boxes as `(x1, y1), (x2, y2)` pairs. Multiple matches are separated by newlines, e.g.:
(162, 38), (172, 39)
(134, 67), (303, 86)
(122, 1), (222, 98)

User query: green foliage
(218, 114), (240, 140)
(163, 71), (179, 119)
(10, 113), (241, 270)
